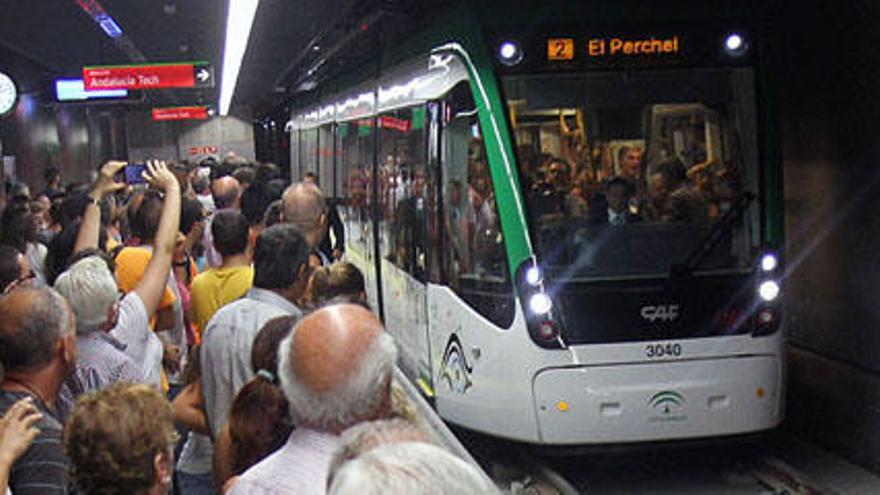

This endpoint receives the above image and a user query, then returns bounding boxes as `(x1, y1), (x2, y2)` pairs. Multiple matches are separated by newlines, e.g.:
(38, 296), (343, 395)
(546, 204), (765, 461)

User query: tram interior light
(498, 40), (524, 66)
(760, 253), (778, 272)
(758, 280), (780, 302)
(529, 293), (552, 315)
(219, 0), (261, 115)
(723, 33), (748, 57)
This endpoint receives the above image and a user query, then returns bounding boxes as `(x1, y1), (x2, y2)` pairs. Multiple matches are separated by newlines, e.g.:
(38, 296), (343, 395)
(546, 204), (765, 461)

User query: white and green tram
(287, 4), (784, 445)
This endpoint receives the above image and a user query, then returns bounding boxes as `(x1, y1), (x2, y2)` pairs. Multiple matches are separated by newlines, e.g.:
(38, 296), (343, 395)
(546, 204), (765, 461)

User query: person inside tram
(445, 178), (471, 280)
(64, 383), (179, 495)
(617, 145), (643, 188)
(528, 157), (585, 220)
(227, 304), (397, 495)
(648, 157), (709, 224)
(588, 177), (642, 226)
(394, 167), (428, 277)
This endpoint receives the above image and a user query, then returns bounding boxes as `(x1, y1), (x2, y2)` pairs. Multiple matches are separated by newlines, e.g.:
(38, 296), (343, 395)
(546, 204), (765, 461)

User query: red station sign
(83, 62), (214, 90)
(152, 106), (209, 122)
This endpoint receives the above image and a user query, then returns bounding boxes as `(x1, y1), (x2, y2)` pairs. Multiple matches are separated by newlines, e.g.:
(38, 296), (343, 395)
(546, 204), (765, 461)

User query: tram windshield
(503, 68), (761, 279)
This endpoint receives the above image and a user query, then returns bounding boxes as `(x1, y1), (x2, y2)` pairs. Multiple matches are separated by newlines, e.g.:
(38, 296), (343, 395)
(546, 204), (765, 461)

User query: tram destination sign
(545, 34), (684, 66)
(83, 62), (214, 90)
(152, 106), (210, 121)
(495, 29), (752, 73)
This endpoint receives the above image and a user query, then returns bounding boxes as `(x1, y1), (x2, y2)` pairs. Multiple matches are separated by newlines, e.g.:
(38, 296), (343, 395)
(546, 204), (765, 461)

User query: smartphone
(124, 163), (148, 184)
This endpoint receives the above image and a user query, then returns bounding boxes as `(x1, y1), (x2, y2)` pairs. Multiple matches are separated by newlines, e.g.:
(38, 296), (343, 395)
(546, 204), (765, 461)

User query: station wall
(127, 112), (255, 164)
(774, 0), (880, 473)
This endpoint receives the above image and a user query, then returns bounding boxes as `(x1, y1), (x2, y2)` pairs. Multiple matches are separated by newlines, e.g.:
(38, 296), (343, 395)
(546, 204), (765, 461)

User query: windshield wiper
(669, 191), (756, 282)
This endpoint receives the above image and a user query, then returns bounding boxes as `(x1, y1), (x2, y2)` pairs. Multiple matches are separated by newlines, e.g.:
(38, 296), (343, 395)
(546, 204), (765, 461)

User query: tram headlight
(723, 32), (749, 57)
(758, 280), (780, 302)
(529, 293), (553, 315)
(498, 40), (524, 66)
(760, 253), (779, 272)
(525, 266), (542, 286)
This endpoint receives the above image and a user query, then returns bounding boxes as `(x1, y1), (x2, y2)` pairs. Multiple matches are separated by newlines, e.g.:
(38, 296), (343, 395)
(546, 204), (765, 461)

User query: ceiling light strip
(219, 0), (260, 115)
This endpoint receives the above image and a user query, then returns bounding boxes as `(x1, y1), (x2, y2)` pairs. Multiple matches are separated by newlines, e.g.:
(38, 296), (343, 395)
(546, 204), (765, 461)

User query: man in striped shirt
(0, 287), (77, 495)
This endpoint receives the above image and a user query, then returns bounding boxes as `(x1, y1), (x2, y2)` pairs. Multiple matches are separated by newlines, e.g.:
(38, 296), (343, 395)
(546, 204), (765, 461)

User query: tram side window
(338, 119), (373, 254)
(377, 106), (434, 281)
(289, 129), (301, 179)
(301, 128), (319, 178)
(442, 83), (514, 329)
(318, 124), (335, 195)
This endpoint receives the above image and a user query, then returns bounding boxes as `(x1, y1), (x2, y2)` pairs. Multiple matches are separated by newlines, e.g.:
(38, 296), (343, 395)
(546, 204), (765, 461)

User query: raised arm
(134, 161), (181, 318)
(73, 160), (127, 255)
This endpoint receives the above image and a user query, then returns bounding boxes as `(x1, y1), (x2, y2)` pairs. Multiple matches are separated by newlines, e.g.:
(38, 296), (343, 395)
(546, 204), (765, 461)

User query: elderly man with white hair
(55, 160), (181, 391)
(328, 442), (498, 495)
(228, 304), (396, 495)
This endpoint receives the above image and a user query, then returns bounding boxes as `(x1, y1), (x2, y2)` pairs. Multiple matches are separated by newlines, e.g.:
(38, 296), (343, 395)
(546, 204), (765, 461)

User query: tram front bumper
(532, 355), (782, 445)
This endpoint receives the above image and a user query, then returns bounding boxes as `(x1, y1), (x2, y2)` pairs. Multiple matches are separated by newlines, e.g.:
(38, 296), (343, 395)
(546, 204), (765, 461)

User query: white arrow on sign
(196, 68), (211, 82)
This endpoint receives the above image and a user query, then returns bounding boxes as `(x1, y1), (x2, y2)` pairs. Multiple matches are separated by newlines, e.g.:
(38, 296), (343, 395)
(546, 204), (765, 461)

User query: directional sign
(83, 62), (214, 90)
(152, 106), (209, 121)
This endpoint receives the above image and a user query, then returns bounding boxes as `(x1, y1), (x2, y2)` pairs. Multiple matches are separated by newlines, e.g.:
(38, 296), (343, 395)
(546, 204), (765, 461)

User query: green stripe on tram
(443, 14), (533, 278)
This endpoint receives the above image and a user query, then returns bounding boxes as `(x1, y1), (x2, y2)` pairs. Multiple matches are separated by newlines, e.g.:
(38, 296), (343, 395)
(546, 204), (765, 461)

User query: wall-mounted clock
(0, 71), (19, 117)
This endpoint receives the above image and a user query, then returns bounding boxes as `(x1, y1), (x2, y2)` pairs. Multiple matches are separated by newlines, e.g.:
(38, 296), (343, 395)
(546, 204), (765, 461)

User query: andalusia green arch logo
(649, 390), (687, 420)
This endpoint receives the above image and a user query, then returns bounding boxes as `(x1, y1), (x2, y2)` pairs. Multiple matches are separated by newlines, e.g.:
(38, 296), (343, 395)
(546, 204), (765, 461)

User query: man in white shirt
(61, 160), (181, 389)
(229, 304), (397, 495)
(200, 223), (311, 438)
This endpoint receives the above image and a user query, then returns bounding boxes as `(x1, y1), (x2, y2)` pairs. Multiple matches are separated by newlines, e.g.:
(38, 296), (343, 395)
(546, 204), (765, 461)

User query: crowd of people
(521, 143), (740, 227)
(0, 154), (494, 494)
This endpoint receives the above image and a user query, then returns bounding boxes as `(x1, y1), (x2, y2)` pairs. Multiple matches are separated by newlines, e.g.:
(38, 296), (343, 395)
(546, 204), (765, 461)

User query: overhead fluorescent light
(97, 14), (123, 38)
(219, 0), (260, 115)
(76, 0), (124, 39)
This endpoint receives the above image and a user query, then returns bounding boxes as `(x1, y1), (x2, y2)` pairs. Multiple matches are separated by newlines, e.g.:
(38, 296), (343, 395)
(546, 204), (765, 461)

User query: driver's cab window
(512, 103), (734, 227)
(442, 82), (514, 328)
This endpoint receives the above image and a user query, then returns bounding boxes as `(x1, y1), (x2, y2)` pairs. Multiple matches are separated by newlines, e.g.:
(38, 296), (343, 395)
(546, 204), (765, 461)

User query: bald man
(0, 287), (76, 494)
(229, 304), (397, 495)
(282, 182), (329, 266)
(204, 175), (242, 267)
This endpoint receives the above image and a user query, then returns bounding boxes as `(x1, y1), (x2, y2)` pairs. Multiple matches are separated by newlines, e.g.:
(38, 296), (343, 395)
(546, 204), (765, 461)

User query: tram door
(337, 118), (380, 311)
(376, 105), (436, 387)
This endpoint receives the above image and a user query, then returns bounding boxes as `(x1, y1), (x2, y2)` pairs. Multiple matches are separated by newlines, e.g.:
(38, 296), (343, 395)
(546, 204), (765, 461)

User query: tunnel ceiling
(0, 0), (377, 116)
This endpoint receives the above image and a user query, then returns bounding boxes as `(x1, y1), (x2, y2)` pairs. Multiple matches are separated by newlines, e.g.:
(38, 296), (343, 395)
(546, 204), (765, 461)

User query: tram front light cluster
(498, 40), (524, 66)
(518, 258), (564, 349)
(754, 251), (783, 334)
